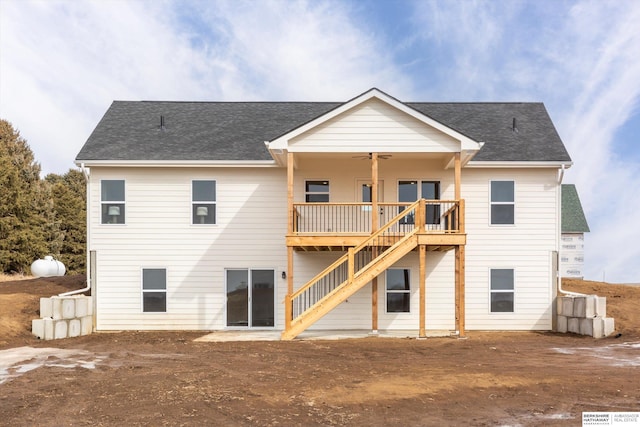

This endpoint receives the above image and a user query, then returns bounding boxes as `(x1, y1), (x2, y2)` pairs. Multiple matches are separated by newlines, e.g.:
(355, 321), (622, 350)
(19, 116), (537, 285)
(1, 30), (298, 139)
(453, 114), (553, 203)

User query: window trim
(489, 268), (515, 314)
(141, 267), (167, 313)
(489, 180), (515, 226)
(385, 268), (411, 314)
(305, 179), (330, 203)
(100, 179), (126, 225)
(191, 179), (217, 225)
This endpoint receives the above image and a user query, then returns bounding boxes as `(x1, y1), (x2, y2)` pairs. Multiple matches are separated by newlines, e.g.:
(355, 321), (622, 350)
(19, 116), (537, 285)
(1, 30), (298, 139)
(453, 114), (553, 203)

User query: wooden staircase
(281, 200), (424, 340)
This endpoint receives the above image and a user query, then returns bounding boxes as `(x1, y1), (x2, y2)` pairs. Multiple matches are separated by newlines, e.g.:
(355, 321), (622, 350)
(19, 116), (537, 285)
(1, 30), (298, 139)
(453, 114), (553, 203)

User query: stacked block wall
(32, 296), (93, 340)
(556, 295), (615, 338)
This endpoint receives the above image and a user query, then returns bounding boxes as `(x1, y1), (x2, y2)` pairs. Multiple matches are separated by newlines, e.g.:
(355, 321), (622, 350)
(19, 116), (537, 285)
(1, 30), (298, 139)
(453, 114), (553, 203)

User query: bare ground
(0, 275), (639, 426)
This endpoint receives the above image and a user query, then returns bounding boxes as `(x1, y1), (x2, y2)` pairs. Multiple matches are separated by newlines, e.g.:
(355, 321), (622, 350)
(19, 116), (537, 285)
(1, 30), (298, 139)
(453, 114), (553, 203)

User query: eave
(74, 160), (279, 168)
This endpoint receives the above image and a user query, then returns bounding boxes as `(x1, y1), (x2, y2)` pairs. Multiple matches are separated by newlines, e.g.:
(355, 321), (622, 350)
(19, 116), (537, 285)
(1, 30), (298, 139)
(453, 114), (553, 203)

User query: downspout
(556, 163), (584, 297)
(59, 163), (91, 297)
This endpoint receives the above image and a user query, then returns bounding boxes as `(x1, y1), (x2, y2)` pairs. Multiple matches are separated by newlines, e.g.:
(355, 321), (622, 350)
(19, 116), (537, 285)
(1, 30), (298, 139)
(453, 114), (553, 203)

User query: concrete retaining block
(54, 319), (68, 339)
(568, 317), (580, 334)
(580, 318), (595, 336)
(51, 296), (63, 320)
(32, 296), (94, 340)
(557, 315), (568, 333)
(74, 296), (89, 317)
(68, 319), (81, 337)
(32, 319), (43, 339)
(81, 316), (92, 335)
(595, 297), (607, 317)
(573, 297), (586, 317)
(32, 317), (55, 340)
(561, 297), (575, 317)
(604, 317), (615, 336)
(62, 298), (75, 319)
(40, 298), (53, 318)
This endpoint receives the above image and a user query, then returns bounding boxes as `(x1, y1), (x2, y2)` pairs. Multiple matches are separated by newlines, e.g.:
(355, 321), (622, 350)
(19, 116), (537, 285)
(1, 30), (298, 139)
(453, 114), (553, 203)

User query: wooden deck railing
(292, 200), (463, 234)
(288, 200), (422, 321)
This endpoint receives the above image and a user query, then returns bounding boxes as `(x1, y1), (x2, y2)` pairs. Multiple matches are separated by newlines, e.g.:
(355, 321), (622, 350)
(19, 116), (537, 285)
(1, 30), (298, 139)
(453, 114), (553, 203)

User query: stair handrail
(289, 199), (422, 303)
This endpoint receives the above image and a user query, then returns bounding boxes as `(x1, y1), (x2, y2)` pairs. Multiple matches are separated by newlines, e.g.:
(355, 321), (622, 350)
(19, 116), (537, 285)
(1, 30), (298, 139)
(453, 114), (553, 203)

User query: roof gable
(268, 88), (481, 153)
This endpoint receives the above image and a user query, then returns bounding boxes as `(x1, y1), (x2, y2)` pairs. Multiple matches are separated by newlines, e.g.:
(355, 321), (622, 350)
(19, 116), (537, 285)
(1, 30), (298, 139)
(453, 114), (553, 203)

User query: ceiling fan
(351, 152), (392, 160)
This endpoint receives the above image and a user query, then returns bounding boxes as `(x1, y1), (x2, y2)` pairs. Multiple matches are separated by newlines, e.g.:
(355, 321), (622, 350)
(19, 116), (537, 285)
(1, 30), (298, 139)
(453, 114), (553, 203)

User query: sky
(1, 0), (639, 283)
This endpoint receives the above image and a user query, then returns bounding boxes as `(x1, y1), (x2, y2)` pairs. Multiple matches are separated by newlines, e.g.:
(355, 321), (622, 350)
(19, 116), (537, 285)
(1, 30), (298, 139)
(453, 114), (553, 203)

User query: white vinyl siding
(463, 168), (559, 330)
(289, 98), (460, 153)
(90, 167), (288, 330)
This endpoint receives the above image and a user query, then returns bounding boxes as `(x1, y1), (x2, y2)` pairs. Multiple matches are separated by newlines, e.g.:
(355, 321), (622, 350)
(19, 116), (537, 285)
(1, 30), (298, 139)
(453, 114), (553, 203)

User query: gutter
(59, 163), (91, 297)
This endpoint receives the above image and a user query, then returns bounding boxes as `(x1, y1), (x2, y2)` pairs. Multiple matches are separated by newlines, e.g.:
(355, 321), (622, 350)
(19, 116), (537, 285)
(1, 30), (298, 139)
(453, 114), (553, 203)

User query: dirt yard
(1, 275), (638, 426)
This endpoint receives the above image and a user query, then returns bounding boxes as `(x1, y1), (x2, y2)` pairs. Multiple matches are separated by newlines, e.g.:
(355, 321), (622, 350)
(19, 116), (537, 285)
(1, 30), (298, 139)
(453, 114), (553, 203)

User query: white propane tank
(30, 256), (66, 278)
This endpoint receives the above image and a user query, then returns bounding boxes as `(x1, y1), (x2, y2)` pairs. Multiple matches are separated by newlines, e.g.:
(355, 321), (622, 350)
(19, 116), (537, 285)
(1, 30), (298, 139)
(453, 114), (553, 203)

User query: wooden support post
(459, 244), (465, 337)
(371, 276), (378, 332)
(371, 153), (379, 332)
(287, 152), (294, 234)
(419, 244), (426, 338)
(455, 245), (466, 337)
(285, 152), (294, 331)
(286, 246), (294, 330)
(454, 152), (461, 201)
(371, 152), (379, 232)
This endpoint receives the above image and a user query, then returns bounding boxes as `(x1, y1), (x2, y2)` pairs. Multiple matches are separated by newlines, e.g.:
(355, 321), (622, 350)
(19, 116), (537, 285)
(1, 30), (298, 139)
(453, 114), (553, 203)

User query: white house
(560, 184), (590, 279)
(75, 88), (573, 339)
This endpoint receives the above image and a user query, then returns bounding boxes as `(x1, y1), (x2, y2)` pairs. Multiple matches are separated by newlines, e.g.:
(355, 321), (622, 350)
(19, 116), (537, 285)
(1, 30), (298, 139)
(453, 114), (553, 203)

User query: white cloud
(0, 0), (412, 175)
(409, 0), (640, 283)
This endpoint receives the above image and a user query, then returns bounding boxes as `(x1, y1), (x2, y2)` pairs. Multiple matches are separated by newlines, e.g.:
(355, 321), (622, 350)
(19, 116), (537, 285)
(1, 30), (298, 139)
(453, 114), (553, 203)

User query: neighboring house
(560, 184), (590, 279)
(75, 88), (572, 339)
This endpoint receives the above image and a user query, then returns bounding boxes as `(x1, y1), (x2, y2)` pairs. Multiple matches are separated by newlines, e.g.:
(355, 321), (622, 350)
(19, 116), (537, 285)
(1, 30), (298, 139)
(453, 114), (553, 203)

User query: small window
(305, 180), (329, 202)
(142, 268), (167, 312)
(490, 269), (514, 313)
(101, 180), (125, 224)
(490, 181), (514, 225)
(386, 268), (410, 313)
(192, 180), (216, 224)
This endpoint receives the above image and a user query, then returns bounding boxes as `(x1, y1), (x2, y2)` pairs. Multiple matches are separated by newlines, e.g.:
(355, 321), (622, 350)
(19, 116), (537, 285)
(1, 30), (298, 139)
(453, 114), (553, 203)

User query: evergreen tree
(0, 120), (52, 273)
(46, 169), (86, 274)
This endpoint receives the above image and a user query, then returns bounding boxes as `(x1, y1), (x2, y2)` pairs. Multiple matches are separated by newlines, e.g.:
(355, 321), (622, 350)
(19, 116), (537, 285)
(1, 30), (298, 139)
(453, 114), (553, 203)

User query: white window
(386, 268), (411, 313)
(490, 269), (514, 313)
(142, 268), (167, 313)
(192, 180), (216, 224)
(101, 180), (125, 224)
(490, 180), (515, 225)
(305, 180), (329, 202)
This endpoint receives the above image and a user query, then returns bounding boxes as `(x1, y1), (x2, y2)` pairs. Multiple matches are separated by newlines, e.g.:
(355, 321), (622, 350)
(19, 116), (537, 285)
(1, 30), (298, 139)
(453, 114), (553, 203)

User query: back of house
(75, 88), (572, 338)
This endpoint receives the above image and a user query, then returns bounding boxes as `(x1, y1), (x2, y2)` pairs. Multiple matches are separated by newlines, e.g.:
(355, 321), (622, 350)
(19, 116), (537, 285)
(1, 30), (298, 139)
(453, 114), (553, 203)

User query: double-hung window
(490, 180), (515, 225)
(142, 268), (167, 312)
(101, 180), (125, 224)
(490, 269), (514, 313)
(386, 268), (411, 313)
(192, 180), (216, 224)
(305, 181), (329, 202)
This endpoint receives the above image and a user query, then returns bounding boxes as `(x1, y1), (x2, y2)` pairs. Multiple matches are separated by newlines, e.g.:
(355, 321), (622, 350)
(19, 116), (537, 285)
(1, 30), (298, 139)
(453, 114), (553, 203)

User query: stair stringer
(281, 233), (418, 340)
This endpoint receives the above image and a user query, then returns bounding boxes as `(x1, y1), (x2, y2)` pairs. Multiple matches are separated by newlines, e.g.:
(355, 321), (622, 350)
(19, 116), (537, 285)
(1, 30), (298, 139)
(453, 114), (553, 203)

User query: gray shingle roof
(562, 184), (590, 233)
(76, 97), (572, 163)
